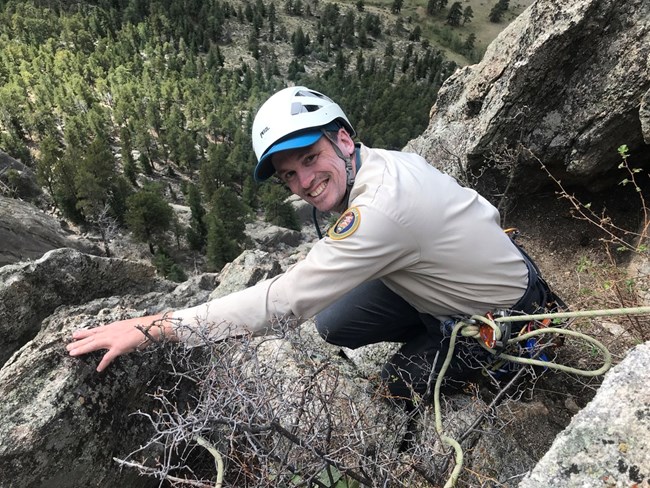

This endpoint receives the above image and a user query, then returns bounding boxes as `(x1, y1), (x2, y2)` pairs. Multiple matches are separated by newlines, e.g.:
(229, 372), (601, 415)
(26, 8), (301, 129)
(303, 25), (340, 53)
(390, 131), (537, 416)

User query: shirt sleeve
(171, 204), (419, 343)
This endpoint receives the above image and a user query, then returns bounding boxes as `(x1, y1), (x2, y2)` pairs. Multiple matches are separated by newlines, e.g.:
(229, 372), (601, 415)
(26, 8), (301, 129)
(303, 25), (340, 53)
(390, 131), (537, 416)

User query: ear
(336, 127), (355, 156)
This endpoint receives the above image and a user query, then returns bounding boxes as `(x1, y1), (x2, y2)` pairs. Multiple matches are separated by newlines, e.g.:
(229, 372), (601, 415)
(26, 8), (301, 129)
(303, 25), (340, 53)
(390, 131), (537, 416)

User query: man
(67, 86), (551, 400)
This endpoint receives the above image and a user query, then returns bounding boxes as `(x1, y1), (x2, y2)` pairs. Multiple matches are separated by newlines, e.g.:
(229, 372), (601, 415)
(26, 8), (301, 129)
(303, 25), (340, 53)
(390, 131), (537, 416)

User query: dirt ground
(476, 185), (650, 466)
(505, 186), (649, 349)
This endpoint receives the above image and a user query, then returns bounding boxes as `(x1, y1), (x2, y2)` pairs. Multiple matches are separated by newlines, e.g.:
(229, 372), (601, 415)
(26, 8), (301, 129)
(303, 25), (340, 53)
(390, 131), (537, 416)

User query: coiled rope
(434, 305), (650, 488)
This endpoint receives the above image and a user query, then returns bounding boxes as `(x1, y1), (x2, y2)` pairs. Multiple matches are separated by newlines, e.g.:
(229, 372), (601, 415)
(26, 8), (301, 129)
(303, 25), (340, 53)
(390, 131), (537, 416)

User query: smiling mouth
(308, 180), (328, 198)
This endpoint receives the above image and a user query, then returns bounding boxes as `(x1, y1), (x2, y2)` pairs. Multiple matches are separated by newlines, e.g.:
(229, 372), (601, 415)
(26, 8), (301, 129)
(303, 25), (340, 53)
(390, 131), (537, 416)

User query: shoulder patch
(328, 207), (361, 240)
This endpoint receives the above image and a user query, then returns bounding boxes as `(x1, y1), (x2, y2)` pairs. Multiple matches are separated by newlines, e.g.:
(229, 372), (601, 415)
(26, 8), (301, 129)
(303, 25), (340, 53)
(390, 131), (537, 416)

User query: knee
(314, 313), (346, 345)
(314, 312), (358, 348)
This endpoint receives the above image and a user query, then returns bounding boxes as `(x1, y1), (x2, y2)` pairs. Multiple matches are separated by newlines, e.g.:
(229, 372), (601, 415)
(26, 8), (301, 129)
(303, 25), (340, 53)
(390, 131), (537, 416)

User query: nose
(297, 167), (315, 189)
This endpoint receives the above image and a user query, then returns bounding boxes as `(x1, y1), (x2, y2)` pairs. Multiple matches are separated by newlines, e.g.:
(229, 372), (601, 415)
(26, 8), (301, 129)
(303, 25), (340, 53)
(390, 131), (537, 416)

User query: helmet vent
(291, 102), (321, 114)
(290, 102), (304, 115)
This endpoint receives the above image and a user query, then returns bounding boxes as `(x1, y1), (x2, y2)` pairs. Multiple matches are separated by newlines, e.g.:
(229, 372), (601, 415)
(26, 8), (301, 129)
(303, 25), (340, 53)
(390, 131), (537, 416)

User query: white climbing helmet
(252, 86), (355, 182)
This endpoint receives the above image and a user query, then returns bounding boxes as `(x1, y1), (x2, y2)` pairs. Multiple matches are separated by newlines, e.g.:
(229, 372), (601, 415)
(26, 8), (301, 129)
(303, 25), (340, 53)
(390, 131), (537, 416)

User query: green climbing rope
(434, 305), (650, 488)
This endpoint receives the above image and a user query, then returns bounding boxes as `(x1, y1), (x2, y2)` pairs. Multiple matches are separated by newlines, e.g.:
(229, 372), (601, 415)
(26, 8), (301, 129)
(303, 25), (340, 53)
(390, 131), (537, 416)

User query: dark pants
(314, 253), (550, 401)
(315, 280), (473, 401)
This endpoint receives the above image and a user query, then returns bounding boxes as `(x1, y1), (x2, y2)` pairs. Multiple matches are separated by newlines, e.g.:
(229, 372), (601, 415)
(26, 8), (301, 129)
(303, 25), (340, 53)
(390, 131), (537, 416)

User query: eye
(304, 152), (318, 165)
(283, 170), (296, 182)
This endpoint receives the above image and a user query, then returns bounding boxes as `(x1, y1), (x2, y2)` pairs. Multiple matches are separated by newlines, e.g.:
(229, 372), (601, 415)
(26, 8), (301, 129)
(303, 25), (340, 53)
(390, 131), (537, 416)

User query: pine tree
(446, 2), (463, 26)
(268, 2), (277, 38)
(242, 175), (258, 211)
(248, 32), (261, 59)
(489, 0), (509, 22)
(125, 186), (174, 254)
(385, 40), (395, 57)
(463, 32), (477, 53)
(463, 5), (474, 24)
(36, 135), (62, 201)
(292, 27), (308, 57)
(54, 145), (84, 223)
(153, 249), (187, 282)
(409, 25), (422, 42)
(261, 184), (300, 231)
(209, 186), (247, 244)
(75, 136), (116, 221)
(205, 215), (239, 271)
(120, 126), (138, 186)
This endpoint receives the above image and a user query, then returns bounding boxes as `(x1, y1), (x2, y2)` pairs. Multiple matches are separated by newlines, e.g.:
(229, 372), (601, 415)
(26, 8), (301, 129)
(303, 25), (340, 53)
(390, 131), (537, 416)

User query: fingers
(67, 335), (100, 356)
(67, 327), (118, 357)
(68, 333), (126, 372)
(67, 314), (168, 372)
(71, 328), (95, 340)
(97, 350), (119, 373)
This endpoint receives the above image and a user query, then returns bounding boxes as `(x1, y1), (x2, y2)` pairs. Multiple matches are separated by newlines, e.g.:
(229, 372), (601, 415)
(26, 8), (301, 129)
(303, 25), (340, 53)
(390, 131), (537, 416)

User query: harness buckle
(479, 311), (512, 352)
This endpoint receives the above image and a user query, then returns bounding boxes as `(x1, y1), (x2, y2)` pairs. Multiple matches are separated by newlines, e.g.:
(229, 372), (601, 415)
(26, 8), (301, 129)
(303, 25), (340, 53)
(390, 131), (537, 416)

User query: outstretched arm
(66, 313), (178, 372)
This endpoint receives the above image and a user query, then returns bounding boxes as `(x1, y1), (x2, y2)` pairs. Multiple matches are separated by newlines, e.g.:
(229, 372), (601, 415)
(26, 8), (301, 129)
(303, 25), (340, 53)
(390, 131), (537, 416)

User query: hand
(66, 313), (172, 372)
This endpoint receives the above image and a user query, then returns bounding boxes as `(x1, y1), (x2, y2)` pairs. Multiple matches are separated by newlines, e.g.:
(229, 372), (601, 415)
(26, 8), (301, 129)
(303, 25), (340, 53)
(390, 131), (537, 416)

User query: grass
(344, 0), (535, 65)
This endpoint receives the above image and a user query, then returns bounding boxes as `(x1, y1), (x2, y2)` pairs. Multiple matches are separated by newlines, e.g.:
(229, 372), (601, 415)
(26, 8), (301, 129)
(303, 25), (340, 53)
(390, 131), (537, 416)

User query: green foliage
(107, 176), (133, 225)
(209, 186), (248, 243)
(291, 465), (361, 487)
(261, 184), (300, 231)
(463, 5), (474, 24)
(409, 25), (422, 42)
(489, 0), (510, 22)
(205, 214), (239, 271)
(0, 132), (31, 165)
(55, 146), (85, 223)
(426, 0), (437, 16)
(463, 32), (477, 55)
(427, 0), (449, 14)
(446, 2), (463, 26)
(242, 175), (259, 211)
(291, 26), (309, 57)
(75, 135), (116, 220)
(0, 0), (464, 274)
(36, 134), (62, 197)
(125, 185), (174, 253)
(0, 168), (31, 198)
(153, 249), (187, 282)
(120, 125), (138, 186)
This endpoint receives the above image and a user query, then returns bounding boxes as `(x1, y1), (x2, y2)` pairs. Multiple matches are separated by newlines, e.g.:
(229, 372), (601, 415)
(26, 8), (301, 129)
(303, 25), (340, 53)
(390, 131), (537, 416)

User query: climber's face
(272, 129), (355, 212)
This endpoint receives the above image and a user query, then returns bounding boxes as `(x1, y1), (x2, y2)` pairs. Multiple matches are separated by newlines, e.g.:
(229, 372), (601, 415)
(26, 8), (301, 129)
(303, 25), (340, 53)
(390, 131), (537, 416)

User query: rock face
(0, 248), (174, 368)
(245, 221), (302, 250)
(519, 341), (650, 487)
(2, 2), (649, 479)
(405, 0), (650, 192)
(208, 249), (282, 299)
(0, 250), (220, 488)
(0, 196), (95, 267)
(1, 246), (649, 487)
(0, 151), (42, 201)
(0, 303), (169, 488)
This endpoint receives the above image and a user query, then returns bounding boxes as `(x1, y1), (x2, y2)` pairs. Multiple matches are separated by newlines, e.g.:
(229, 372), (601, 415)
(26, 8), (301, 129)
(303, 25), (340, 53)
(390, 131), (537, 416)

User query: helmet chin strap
(322, 130), (356, 211)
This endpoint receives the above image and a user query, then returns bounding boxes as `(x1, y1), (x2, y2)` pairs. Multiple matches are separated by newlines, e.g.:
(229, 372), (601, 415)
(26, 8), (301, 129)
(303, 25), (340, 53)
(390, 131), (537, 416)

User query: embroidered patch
(328, 207), (361, 240)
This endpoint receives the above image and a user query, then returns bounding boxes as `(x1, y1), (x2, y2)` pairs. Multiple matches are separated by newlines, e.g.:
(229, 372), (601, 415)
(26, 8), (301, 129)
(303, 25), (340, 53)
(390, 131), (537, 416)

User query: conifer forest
(0, 0), (472, 275)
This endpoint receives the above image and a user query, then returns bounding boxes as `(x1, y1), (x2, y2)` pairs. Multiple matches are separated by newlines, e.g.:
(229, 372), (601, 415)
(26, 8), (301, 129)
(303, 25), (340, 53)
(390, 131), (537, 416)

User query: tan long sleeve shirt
(173, 145), (528, 342)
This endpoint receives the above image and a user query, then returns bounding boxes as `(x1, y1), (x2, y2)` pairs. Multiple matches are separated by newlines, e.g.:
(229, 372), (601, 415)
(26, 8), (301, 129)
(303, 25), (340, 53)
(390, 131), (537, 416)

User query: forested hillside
(0, 0), (518, 276)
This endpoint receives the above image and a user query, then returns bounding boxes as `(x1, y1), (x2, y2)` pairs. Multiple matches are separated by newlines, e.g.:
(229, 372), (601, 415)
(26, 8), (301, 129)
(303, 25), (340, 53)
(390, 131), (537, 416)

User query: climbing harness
(434, 305), (650, 488)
